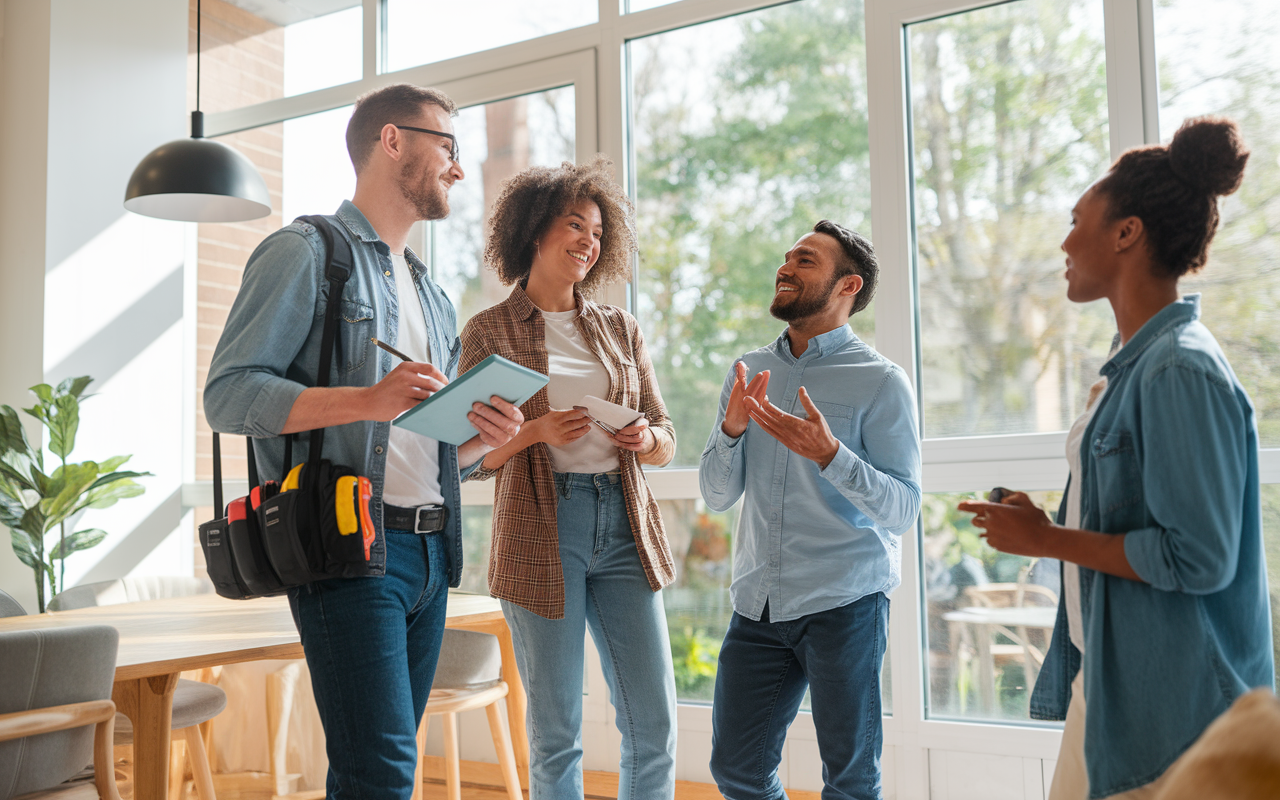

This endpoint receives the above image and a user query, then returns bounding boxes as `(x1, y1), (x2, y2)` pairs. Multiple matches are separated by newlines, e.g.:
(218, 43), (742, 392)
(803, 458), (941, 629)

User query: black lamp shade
(124, 135), (272, 223)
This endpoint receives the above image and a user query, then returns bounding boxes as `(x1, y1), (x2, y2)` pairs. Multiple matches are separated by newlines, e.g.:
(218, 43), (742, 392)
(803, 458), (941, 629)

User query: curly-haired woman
(960, 116), (1274, 799)
(460, 156), (677, 799)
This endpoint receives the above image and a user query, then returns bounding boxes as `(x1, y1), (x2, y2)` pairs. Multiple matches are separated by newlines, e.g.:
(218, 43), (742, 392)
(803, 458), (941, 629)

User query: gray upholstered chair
(46, 576), (213, 611)
(0, 589), (27, 617)
(415, 629), (521, 800)
(0, 625), (122, 800)
(47, 578), (224, 800)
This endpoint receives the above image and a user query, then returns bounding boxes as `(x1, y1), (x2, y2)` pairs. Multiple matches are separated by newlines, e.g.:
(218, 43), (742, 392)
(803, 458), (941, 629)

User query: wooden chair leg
(411, 714), (429, 800)
(443, 712), (461, 800)
(485, 701), (524, 800)
(182, 727), (217, 800)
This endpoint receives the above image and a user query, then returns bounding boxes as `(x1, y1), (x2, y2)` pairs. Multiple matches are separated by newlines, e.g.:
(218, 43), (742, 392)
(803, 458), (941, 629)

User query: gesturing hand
(956, 491), (1056, 557)
(743, 386), (840, 468)
(363, 361), (447, 421)
(530, 408), (592, 448)
(722, 361), (770, 438)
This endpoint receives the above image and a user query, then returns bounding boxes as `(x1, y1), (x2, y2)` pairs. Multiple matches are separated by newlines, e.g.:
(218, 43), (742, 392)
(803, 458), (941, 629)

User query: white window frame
(182, 0), (1280, 795)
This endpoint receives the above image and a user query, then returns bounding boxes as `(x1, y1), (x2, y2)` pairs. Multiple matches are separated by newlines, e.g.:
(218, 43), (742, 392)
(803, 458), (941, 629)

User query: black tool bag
(199, 215), (379, 600)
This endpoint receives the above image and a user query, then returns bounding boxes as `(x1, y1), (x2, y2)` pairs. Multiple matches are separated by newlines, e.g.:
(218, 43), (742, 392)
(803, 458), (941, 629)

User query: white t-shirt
(542, 308), (621, 474)
(1063, 376), (1109, 654)
(382, 253), (444, 508)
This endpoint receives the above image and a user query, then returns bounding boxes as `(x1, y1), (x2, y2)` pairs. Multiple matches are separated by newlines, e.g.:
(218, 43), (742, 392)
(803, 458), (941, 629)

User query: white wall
(0, 0), (190, 612)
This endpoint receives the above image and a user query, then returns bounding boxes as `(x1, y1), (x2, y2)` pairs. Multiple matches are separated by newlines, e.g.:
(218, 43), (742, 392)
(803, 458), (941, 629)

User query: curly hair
(1097, 115), (1249, 279)
(483, 156), (637, 295)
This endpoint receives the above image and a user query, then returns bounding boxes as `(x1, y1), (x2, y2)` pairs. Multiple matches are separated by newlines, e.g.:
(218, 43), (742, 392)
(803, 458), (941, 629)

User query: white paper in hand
(579, 395), (643, 431)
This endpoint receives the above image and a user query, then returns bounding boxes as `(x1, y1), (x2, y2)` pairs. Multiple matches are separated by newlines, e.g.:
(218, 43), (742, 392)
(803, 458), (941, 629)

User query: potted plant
(0, 376), (151, 612)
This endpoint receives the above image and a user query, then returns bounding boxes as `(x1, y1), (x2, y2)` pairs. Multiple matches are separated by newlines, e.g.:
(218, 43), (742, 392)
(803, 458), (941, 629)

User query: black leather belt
(383, 503), (449, 534)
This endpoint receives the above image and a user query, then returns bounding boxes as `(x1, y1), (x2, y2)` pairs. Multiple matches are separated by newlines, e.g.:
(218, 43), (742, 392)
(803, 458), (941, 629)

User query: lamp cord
(196, 0), (201, 113)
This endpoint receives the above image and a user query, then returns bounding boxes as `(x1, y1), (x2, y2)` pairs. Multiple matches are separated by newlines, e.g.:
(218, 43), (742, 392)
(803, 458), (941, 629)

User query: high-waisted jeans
(501, 471), (677, 800)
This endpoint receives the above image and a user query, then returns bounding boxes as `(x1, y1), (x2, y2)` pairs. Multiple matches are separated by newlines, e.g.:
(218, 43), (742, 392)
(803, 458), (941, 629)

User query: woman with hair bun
(959, 116), (1273, 799)
(460, 156), (677, 799)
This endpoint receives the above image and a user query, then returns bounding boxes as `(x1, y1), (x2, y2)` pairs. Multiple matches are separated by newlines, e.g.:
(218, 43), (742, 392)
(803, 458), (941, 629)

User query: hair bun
(1167, 116), (1250, 197)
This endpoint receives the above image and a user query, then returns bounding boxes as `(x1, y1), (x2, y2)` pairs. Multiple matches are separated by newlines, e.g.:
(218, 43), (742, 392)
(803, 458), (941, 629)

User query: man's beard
(398, 153), (449, 221)
(769, 272), (842, 322)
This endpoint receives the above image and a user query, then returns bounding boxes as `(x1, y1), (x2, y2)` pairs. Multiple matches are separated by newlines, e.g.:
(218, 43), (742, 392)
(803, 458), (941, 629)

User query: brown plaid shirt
(460, 284), (677, 619)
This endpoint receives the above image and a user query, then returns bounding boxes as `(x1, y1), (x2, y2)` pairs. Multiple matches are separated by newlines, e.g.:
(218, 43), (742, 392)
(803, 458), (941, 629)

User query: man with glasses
(700, 221), (921, 800)
(206, 83), (523, 797)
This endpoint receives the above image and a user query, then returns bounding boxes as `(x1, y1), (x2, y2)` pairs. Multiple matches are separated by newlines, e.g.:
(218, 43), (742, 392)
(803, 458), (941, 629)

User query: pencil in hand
(371, 338), (412, 362)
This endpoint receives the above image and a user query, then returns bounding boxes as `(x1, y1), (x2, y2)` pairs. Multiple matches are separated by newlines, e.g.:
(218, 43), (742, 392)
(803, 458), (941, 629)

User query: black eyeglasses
(387, 125), (460, 163)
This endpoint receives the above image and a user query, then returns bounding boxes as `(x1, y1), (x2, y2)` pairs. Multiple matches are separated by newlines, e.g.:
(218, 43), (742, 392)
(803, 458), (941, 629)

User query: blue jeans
(288, 531), (448, 799)
(710, 593), (889, 800)
(501, 471), (677, 800)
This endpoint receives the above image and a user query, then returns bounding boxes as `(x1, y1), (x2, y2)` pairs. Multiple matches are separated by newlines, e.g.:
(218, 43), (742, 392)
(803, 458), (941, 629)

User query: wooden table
(0, 591), (528, 799)
(943, 605), (1057, 714)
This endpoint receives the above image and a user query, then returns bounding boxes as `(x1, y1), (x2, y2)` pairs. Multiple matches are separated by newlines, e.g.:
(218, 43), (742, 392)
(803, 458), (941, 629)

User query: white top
(1063, 376), (1109, 654)
(542, 308), (620, 474)
(382, 253), (444, 508)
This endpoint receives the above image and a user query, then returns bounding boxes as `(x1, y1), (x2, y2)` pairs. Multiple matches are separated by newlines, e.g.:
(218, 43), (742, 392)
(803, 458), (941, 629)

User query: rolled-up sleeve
(817, 367), (921, 535)
(1124, 364), (1248, 594)
(204, 230), (320, 438)
(699, 362), (748, 512)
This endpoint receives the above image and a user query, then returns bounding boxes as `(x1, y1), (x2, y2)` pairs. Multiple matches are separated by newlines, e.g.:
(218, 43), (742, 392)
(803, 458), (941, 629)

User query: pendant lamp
(124, 0), (271, 222)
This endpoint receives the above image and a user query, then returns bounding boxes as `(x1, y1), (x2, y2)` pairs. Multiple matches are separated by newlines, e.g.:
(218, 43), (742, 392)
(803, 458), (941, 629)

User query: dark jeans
(288, 530), (448, 799)
(709, 593), (889, 800)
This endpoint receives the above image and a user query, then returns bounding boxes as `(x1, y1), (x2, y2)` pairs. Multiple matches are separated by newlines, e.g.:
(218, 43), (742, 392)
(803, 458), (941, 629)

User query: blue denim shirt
(1029, 295), (1273, 798)
(204, 201), (471, 585)
(699, 326), (922, 622)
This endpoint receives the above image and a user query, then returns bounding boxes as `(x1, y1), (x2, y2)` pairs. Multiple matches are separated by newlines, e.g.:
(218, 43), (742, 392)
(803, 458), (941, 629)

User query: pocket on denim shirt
(810, 400), (855, 439)
(339, 299), (374, 373)
(1089, 429), (1144, 531)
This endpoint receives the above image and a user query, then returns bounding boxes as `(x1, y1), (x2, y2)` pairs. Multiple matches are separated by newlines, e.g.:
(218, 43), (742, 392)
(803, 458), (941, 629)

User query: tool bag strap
(208, 214), (355, 513)
(295, 214), (355, 480)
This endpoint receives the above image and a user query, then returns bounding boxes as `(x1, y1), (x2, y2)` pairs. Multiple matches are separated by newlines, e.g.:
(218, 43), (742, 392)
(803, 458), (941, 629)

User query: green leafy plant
(669, 626), (722, 699)
(0, 377), (150, 612)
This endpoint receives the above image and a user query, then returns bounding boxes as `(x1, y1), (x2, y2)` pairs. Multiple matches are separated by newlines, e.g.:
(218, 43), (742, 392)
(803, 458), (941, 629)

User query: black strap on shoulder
(295, 215), (355, 478)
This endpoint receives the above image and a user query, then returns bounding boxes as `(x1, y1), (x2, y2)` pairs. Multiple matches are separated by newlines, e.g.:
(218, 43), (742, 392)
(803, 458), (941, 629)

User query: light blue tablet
(392, 354), (548, 445)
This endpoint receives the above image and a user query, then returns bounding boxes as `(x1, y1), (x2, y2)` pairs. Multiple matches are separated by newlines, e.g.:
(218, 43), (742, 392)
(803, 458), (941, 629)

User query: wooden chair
(0, 625), (121, 800)
(48, 579), (225, 800)
(412, 630), (522, 800)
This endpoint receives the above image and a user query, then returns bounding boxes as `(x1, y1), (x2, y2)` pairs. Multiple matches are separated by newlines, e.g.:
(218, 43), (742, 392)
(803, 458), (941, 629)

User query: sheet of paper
(579, 395), (643, 430)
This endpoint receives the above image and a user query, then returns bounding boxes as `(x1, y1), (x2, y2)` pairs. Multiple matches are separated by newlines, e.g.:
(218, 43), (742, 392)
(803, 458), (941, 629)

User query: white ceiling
(221, 0), (360, 27)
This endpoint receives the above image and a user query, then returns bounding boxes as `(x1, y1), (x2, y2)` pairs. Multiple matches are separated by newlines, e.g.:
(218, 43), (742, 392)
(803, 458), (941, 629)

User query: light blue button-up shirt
(699, 325), (922, 622)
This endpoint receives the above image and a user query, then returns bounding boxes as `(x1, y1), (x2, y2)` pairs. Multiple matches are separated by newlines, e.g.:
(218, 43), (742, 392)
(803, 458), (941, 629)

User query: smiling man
(205, 84), (523, 797)
(699, 220), (922, 800)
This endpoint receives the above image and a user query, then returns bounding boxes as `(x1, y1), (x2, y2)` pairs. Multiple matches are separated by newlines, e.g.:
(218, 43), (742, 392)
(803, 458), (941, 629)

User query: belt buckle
(414, 505), (446, 534)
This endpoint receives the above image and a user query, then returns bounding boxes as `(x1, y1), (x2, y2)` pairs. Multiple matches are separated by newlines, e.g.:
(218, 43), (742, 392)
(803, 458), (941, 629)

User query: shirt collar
(505, 282), (593, 322)
(776, 323), (856, 360)
(334, 200), (389, 253)
(1101, 294), (1201, 377)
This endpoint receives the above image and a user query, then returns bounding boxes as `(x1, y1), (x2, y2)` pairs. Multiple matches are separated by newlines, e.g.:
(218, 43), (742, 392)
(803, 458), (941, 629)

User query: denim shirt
(204, 200), (472, 585)
(1029, 295), (1273, 798)
(699, 326), (922, 622)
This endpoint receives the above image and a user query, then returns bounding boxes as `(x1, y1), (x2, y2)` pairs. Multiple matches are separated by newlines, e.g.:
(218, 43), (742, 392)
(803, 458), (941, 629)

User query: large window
(910, 0), (1111, 441)
(384, 0), (597, 72)
(631, 0), (874, 470)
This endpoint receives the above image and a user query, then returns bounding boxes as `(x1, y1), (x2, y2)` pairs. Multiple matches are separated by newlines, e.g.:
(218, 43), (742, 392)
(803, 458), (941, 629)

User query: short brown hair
(813, 219), (878, 316)
(345, 84), (457, 173)
(484, 156), (637, 295)
(1097, 115), (1249, 278)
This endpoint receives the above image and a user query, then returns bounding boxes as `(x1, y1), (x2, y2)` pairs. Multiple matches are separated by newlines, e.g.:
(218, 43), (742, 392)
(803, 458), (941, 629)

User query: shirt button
(384, 270), (391, 276)
(375, 445), (384, 454)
